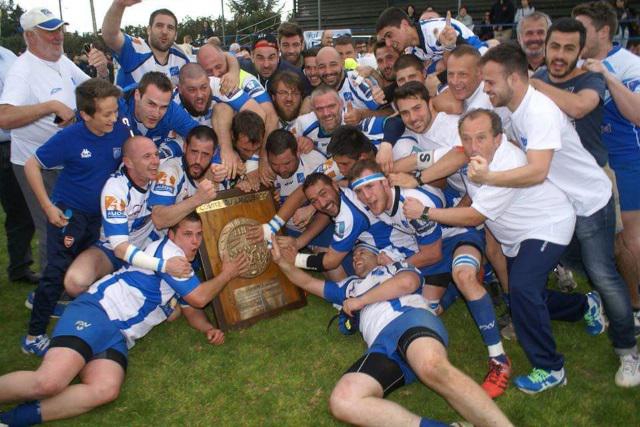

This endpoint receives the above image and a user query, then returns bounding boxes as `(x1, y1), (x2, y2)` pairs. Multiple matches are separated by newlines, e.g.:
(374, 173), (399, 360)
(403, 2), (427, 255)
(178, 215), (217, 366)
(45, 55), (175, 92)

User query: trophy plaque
(196, 188), (306, 330)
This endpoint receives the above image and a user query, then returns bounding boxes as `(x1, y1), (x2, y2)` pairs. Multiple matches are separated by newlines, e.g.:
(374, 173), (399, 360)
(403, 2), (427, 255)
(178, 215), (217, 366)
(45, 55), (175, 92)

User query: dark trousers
(507, 239), (588, 371)
(28, 203), (101, 336)
(0, 142), (35, 280)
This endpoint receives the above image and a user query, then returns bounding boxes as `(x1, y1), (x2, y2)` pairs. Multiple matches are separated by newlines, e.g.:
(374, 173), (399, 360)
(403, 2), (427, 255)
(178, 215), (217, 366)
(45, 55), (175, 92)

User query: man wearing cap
(0, 7), (104, 276)
(239, 34), (311, 96)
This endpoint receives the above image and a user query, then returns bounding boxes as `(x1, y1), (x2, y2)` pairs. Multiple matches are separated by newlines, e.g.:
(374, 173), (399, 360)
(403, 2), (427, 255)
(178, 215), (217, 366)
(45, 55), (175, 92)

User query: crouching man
(0, 213), (249, 425)
(271, 238), (511, 426)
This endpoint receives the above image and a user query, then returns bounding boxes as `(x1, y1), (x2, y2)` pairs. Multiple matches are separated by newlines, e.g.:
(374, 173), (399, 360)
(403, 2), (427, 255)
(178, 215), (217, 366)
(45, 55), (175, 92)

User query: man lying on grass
(0, 212), (249, 426)
(271, 237), (512, 427)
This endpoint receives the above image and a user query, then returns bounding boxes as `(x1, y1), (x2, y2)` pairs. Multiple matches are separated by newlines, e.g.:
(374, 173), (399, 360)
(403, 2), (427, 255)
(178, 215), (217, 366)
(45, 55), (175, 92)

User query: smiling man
(517, 12), (552, 73)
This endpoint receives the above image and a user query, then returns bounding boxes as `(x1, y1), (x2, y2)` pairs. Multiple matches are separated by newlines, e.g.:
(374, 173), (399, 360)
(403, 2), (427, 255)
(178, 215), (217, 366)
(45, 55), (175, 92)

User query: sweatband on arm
(294, 252), (327, 271)
(124, 245), (166, 273)
(416, 151), (435, 170)
(262, 215), (285, 242)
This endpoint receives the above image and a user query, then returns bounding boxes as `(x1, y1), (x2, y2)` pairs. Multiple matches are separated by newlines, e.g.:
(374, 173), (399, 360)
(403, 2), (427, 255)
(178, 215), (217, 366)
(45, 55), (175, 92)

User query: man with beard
(371, 41), (401, 107)
(102, 1), (187, 88)
(278, 22), (305, 69)
(148, 126), (219, 230)
(517, 12), (552, 73)
(476, 42), (640, 389)
(268, 71), (305, 130)
(302, 47), (322, 88)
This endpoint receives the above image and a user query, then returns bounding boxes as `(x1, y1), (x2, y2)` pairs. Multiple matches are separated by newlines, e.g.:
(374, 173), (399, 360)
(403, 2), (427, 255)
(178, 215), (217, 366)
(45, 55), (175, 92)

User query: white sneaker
(615, 354), (640, 388)
(633, 310), (640, 338)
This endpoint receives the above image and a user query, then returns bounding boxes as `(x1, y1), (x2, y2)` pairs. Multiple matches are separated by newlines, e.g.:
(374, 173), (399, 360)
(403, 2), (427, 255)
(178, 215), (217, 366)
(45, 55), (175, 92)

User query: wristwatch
(420, 206), (430, 222)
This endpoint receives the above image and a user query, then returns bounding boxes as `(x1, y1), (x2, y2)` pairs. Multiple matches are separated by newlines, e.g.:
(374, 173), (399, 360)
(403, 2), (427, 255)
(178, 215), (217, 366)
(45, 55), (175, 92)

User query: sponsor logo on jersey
(170, 66), (180, 76)
(50, 87), (62, 95)
(104, 195), (127, 219)
(81, 148), (92, 159)
(410, 218), (437, 234)
(296, 172), (305, 183)
(154, 171), (177, 193)
(75, 320), (92, 331)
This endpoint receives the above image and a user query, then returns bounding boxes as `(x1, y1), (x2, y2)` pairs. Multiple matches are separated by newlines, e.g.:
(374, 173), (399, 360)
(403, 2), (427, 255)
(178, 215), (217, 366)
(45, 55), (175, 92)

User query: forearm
(605, 71), (640, 126)
(420, 149), (468, 183)
(358, 273), (420, 305)
(212, 103), (234, 151)
(101, 1), (126, 52)
(24, 157), (51, 212)
(0, 103), (55, 129)
(276, 187), (307, 223)
(429, 206), (485, 227)
(407, 248), (442, 269)
(225, 53), (240, 75)
(152, 198), (202, 229)
(393, 154), (417, 173)
(483, 163), (546, 187)
(295, 212), (330, 248)
(532, 80), (595, 119)
(241, 99), (266, 122)
(182, 306), (215, 333)
(277, 261), (325, 297)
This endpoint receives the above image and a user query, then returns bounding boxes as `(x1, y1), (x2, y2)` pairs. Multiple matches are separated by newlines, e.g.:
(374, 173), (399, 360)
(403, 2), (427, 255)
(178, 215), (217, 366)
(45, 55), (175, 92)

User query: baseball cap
(20, 8), (68, 32)
(253, 34), (278, 50)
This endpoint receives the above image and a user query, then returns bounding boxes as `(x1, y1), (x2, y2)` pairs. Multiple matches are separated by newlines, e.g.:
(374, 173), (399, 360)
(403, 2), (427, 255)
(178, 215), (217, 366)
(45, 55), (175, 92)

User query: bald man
(64, 136), (192, 298)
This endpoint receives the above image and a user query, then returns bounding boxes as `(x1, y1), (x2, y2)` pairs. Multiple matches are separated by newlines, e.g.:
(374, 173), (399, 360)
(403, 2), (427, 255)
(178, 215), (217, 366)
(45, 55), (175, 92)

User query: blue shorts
(94, 240), (126, 271)
(367, 308), (448, 385)
(614, 162), (640, 211)
(421, 228), (485, 276)
(51, 294), (128, 360)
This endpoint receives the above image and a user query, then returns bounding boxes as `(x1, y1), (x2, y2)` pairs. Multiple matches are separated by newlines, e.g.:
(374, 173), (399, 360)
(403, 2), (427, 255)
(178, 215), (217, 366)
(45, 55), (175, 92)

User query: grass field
(0, 209), (639, 426)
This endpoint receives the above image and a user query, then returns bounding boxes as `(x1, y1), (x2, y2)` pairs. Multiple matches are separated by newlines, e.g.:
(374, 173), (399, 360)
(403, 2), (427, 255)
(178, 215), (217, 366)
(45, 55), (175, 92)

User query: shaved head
(179, 63), (209, 85)
(123, 136), (156, 159)
(317, 46), (342, 63)
(196, 44), (228, 77)
(316, 47), (344, 88)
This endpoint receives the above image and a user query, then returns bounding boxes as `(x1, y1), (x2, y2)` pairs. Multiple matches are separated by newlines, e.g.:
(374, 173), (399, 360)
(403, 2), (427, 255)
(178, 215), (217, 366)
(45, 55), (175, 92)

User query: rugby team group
(0, 0), (639, 425)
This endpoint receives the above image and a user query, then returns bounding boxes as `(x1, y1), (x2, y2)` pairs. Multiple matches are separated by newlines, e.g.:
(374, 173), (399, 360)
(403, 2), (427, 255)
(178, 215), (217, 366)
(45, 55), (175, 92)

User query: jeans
(562, 197), (637, 354)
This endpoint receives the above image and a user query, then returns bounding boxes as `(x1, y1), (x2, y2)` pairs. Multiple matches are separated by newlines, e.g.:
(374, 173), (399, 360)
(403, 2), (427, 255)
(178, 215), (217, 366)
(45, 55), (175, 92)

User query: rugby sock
(467, 293), (505, 359)
(419, 417), (449, 427)
(0, 401), (42, 426)
(502, 292), (511, 310)
(440, 283), (460, 311)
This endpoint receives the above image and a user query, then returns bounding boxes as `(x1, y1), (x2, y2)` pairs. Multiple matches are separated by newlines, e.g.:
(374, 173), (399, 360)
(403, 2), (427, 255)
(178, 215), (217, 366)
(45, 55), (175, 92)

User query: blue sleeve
(147, 191), (177, 208)
(413, 220), (442, 245)
(323, 280), (347, 305)
(113, 34), (150, 72)
(383, 116), (406, 146)
(35, 131), (67, 169)
(160, 272), (200, 297)
(331, 215), (369, 252)
(158, 138), (183, 159)
(167, 102), (199, 137)
(213, 90), (251, 112)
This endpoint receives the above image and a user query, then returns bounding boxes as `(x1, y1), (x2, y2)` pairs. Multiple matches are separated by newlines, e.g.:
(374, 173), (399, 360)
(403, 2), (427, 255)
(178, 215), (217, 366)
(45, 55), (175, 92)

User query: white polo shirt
(466, 136), (576, 257)
(510, 87), (611, 217)
(0, 50), (89, 165)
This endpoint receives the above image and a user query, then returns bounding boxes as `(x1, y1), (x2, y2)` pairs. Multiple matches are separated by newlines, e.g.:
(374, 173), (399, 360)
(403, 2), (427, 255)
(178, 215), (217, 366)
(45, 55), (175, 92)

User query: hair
(517, 11), (552, 35)
(186, 125), (218, 147)
(393, 53), (424, 73)
(376, 7), (411, 33)
(546, 18), (587, 51)
(75, 78), (121, 116)
(267, 70), (304, 97)
(347, 159), (382, 182)
(326, 126), (375, 159)
(265, 129), (297, 156)
(373, 40), (389, 56)
(138, 71), (173, 96)
(277, 21), (303, 41)
(302, 172), (333, 192)
(169, 211), (202, 234)
(178, 62), (208, 85)
(149, 8), (177, 28)
(393, 80), (430, 105)
(478, 42), (529, 78)
(572, 1), (618, 41)
(232, 110), (265, 144)
(449, 44), (482, 60)
(458, 108), (503, 137)
(310, 84), (340, 105)
(302, 46), (320, 59)
(334, 35), (355, 48)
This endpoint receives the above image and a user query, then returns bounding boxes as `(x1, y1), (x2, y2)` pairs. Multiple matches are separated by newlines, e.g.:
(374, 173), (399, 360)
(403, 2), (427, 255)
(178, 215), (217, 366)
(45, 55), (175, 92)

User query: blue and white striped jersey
(148, 157), (197, 208)
(86, 237), (200, 348)
(323, 261), (427, 346)
(337, 70), (380, 110)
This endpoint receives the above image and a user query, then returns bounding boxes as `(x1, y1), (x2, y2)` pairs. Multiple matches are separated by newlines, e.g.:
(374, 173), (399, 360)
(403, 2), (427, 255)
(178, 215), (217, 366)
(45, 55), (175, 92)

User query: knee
(328, 379), (359, 421)
(89, 381), (122, 406)
(33, 376), (67, 398)
(414, 351), (451, 388)
(63, 270), (89, 297)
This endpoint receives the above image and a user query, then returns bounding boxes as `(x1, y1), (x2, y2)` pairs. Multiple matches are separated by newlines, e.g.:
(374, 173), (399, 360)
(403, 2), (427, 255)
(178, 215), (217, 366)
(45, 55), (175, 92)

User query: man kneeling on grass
(271, 238), (512, 426)
(0, 213), (249, 426)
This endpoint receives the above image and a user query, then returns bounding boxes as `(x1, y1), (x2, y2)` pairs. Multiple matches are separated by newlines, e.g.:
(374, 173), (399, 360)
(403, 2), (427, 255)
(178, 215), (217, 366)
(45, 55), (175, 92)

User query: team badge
(113, 147), (122, 159)
(296, 172), (305, 183)
(335, 221), (346, 238)
(63, 235), (75, 248)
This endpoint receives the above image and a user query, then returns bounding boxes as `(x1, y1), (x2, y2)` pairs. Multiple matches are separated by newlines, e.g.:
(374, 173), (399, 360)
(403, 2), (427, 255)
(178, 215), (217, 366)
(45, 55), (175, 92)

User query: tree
(228, 0), (282, 37)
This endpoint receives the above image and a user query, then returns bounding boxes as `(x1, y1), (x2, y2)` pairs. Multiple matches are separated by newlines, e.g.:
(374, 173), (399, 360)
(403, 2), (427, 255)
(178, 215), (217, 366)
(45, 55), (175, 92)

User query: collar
(386, 186), (401, 216)
(123, 166), (149, 193)
(606, 43), (622, 58)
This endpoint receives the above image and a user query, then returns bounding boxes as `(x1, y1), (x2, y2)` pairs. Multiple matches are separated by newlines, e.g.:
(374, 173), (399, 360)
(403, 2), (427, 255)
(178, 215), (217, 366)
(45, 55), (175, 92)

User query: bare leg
(64, 247), (113, 297)
(615, 231), (640, 309)
(407, 337), (512, 427)
(0, 348), (84, 403)
(40, 358), (125, 422)
(329, 372), (421, 427)
(485, 229), (509, 292)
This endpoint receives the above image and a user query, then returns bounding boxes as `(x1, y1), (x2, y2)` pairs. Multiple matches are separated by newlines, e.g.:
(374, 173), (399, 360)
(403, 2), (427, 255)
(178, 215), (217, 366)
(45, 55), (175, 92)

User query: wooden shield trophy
(196, 188), (306, 330)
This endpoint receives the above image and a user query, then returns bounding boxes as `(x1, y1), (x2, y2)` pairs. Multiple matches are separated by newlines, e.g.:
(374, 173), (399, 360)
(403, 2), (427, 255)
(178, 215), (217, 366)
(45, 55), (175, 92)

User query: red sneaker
(482, 357), (511, 398)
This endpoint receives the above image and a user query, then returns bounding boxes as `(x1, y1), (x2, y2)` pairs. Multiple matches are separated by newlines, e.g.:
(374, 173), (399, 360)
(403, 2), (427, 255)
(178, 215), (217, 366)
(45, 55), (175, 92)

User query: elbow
(151, 211), (169, 230)
(400, 276), (421, 294)
(188, 295), (208, 309)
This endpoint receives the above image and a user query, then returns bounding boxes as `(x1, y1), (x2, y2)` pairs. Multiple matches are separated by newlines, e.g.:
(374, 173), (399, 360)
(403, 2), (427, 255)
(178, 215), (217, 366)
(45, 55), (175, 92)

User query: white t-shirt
(466, 137), (576, 257)
(510, 87), (611, 217)
(463, 82), (512, 137)
(0, 50), (89, 165)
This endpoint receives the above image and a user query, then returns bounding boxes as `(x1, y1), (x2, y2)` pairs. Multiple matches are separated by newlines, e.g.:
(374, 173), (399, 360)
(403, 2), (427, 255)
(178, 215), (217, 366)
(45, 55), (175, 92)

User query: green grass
(1, 209), (639, 426)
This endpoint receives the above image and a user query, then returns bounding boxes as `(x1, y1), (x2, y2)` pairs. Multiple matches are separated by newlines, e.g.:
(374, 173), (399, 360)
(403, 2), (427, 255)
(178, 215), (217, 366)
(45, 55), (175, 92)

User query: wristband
(294, 253), (311, 268)
(124, 245), (165, 272)
(416, 151), (435, 170)
(420, 206), (431, 222)
(294, 252), (326, 271)
(414, 171), (425, 187)
(263, 215), (285, 241)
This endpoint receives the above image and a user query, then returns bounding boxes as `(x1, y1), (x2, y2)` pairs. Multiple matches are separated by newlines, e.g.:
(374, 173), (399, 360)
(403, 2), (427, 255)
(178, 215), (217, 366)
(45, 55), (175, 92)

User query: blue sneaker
(584, 291), (606, 336)
(24, 292), (70, 318)
(21, 335), (50, 357)
(513, 368), (567, 394)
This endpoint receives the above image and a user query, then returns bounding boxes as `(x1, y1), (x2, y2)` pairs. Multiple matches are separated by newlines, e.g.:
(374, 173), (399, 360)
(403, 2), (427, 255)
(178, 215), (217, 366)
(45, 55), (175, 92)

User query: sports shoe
(482, 357), (512, 398)
(25, 292), (70, 318)
(554, 264), (577, 292)
(615, 354), (640, 388)
(21, 335), (50, 357)
(584, 291), (606, 336)
(514, 367), (567, 394)
(633, 310), (640, 338)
